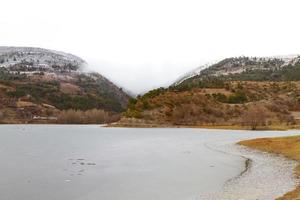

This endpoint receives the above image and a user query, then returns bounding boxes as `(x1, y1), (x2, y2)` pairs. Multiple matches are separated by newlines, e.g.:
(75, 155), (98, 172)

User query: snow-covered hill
(174, 55), (300, 85)
(173, 60), (220, 86)
(0, 46), (86, 73)
(0, 46), (129, 112)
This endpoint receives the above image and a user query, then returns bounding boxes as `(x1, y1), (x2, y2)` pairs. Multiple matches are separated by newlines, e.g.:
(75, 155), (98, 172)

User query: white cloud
(1, 0), (300, 94)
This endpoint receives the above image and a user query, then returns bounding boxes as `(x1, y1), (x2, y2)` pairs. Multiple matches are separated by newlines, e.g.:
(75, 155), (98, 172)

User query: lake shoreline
(204, 140), (299, 199)
(239, 137), (300, 200)
(1, 121), (300, 131)
(108, 121), (300, 131)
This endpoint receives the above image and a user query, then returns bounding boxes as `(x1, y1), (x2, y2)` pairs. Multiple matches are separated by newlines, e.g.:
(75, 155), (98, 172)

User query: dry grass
(60, 83), (81, 94)
(291, 111), (300, 121)
(238, 136), (300, 200)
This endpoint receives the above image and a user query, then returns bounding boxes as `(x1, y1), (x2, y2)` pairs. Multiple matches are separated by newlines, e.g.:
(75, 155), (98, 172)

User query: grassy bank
(238, 136), (300, 200)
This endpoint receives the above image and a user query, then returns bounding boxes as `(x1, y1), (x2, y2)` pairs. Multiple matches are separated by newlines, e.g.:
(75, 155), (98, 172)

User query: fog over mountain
(1, 0), (300, 94)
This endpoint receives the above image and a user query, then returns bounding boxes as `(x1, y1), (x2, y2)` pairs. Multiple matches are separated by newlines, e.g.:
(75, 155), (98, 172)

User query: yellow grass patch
(42, 103), (56, 109)
(0, 84), (13, 91)
(16, 100), (37, 107)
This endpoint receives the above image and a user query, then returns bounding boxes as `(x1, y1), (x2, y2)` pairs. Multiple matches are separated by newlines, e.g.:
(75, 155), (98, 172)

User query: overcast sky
(1, 0), (300, 94)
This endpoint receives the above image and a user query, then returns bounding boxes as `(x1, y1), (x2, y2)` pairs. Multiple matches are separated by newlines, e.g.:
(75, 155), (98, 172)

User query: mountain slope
(0, 46), (129, 123)
(119, 55), (300, 129)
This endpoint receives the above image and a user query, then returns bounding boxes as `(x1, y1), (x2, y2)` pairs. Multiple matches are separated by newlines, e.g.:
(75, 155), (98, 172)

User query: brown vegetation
(240, 105), (270, 130)
(238, 136), (300, 200)
(122, 81), (300, 129)
(0, 110), (4, 123)
(57, 109), (120, 124)
(60, 83), (81, 94)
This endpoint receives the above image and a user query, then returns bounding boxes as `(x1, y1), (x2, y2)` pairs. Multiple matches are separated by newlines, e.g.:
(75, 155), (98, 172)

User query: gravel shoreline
(201, 141), (299, 200)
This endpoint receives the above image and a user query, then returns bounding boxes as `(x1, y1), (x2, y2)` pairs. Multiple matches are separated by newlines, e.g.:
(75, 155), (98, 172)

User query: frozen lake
(0, 125), (298, 200)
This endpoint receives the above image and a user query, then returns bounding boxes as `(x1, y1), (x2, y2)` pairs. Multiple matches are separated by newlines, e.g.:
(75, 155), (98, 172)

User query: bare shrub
(241, 105), (270, 130)
(0, 111), (4, 120)
(57, 110), (82, 124)
(266, 100), (289, 114)
(277, 114), (296, 125)
(57, 109), (120, 124)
